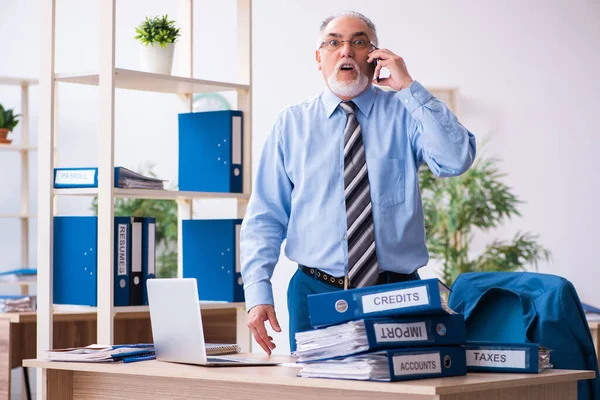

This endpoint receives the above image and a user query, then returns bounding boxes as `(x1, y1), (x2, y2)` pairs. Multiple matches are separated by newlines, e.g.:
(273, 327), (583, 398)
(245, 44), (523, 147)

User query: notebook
(147, 278), (278, 367)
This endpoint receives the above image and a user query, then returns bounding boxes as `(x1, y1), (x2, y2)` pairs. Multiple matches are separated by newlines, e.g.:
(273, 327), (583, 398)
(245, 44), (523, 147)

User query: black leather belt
(299, 265), (346, 289)
(299, 264), (419, 290)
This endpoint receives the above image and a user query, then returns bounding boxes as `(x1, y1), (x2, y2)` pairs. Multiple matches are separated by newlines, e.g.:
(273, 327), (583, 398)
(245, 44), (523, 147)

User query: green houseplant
(0, 104), (21, 144)
(134, 15), (181, 75)
(419, 149), (551, 287)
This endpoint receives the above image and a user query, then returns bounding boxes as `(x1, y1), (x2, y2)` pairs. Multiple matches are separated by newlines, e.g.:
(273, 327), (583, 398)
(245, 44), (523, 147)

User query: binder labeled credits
(298, 346), (467, 381)
(178, 110), (243, 193)
(308, 279), (454, 328)
(295, 314), (467, 362)
(466, 342), (553, 373)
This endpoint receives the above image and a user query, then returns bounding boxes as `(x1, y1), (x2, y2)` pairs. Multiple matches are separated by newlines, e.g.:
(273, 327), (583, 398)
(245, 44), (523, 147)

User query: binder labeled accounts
(308, 278), (454, 328)
(178, 110), (243, 193)
(298, 346), (467, 381)
(295, 314), (466, 362)
(466, 342), (553, 373)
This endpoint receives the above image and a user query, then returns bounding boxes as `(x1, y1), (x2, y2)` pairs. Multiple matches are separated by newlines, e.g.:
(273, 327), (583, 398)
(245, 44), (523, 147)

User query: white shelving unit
(38, 0), (252, 372)
(0, 76), (38, 295)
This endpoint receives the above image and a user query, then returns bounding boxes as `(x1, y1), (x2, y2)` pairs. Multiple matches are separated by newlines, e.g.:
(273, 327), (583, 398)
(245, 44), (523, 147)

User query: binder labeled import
(295, 314), (467, 362)
(308, 278), (454, 328)
(178, 110), (243, 193)
(298, 346), (467, 382)
(466, 342), (552, 373)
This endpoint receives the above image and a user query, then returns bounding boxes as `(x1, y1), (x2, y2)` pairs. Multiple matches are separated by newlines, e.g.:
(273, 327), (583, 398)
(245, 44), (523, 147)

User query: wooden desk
(0, 303), (248, 400)
(23, 355), (594, 400)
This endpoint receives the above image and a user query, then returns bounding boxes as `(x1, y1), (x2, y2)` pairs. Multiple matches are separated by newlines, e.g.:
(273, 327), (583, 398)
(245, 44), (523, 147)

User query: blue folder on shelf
(182, 219), (244, 302)
(298, 346), (467, 381)
(465, 342), (552, 373)
(54, 216), (132, 307)
(53, 166), (164, 189)
(178, 110), (243, 193)
(308, 279), (453, 328)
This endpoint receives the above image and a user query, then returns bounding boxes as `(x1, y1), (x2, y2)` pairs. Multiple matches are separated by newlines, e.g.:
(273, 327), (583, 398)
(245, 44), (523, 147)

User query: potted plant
(134, 15), (181, 75)
(419, 145), (551, 287)
(0, 104), (20, 144)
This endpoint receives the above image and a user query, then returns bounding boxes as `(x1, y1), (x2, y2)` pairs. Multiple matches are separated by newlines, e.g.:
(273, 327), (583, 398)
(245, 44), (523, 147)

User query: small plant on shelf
(0, 103), (21, 144)
(134, 15), (181, 75)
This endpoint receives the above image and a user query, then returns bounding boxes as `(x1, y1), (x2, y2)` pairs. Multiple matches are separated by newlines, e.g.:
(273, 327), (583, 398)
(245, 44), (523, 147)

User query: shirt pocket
(366, 158), (405, 207)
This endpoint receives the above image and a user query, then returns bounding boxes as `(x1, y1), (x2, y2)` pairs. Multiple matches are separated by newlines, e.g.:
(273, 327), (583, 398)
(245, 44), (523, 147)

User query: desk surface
(24, 355), (595, 397)
(0, 302), (245, 323)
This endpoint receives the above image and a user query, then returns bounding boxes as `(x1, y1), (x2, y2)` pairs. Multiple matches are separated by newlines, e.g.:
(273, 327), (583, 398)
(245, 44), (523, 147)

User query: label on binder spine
(117, 224), (128, 276)
(362, 285), (429, 314)
(466, 349), (526, 369)
(55, 169), (96, 185)
(392, 353), (441, 376)
(374, 322), (428, 342)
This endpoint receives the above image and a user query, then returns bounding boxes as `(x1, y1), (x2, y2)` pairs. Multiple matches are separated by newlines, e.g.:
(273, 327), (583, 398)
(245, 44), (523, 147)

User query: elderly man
(240, 11), (476, 354)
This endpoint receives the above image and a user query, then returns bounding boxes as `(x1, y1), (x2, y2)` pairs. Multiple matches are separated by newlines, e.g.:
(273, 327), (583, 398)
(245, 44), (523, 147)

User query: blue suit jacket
(449, 272), (599, 400)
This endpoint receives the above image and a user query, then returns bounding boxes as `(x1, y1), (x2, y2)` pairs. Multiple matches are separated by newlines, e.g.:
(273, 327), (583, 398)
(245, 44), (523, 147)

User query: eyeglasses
(319, 38), (376, 51)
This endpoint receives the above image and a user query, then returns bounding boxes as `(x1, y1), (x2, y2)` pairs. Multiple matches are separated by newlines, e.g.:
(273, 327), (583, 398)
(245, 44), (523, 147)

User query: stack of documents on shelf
(53, 166), (165, 190)
(0, 295), (36, 312)
(296, 279), (468, 381)
(46, 344), (155, 363)
(465, 342), (553, 373)
(0, 268), (37, 282)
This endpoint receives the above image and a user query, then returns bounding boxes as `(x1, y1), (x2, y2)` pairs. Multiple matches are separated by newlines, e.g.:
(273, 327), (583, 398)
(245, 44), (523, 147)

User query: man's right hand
(247, 304), (281, 355)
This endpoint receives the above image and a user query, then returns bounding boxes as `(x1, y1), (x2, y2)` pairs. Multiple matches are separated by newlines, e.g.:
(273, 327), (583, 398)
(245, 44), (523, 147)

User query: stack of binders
(53, 216), (157, 307)
(295, 278), (468, 381)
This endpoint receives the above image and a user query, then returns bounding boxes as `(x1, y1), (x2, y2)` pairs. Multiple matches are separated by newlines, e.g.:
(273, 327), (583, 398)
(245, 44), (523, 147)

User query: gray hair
(318, 11), (378, 48)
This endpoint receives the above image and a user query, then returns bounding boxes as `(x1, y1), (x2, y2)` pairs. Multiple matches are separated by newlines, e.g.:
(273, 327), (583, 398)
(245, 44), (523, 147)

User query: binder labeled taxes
(308, 278), (454, 328)
(298, 346), (467, 382)
(294, 314), (466, 362)
(466, 342), (553, 373)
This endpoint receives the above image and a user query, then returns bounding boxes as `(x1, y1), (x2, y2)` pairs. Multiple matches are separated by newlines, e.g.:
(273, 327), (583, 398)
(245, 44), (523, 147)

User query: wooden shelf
(53, 187), (250, 201)
(55, 68), (250, 95)
(0, 76), (38, 86)
(0, 213), (36, 219)
(0, 144), (38, 152)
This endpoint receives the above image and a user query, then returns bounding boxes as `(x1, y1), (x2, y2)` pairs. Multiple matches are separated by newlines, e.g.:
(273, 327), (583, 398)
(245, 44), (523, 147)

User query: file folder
(308, 278), (453, 328)
(466, 342), (552, 373)
(294, 314), (467, 362)
(182, 219), (244, 302)
(129, 217), (144, 306)
(54, 216), (132, 307)
(53, 166), (163, 189)
(142, 217), (157, 305)
(298, 346), (467, 381)
(178, 110), (243, 193)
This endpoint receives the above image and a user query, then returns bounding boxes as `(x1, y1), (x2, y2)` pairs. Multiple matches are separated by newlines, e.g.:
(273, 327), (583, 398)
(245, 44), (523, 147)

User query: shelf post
(97, 0), (118, 345)
(20, 83), (30, 278)
(237, 0), (252, 197)
(37, 0), (57, 397)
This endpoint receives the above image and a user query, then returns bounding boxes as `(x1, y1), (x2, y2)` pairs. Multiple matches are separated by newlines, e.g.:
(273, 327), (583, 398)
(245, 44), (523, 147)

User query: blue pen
(122, 354), (156, 363)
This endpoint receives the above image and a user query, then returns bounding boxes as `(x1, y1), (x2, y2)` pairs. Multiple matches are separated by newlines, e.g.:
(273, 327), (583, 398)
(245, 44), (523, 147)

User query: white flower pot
(139, 43), (175, 75)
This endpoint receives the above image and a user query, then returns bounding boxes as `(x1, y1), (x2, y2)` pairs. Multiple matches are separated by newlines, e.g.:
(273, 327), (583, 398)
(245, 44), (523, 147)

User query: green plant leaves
(419, 151), (551, 287)
(0, 103), (21, 131)
(134, 14), (181, 48)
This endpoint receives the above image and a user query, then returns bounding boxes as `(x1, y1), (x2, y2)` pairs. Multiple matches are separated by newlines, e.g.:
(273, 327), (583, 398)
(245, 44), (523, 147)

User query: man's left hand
(367, 48), (414, 91)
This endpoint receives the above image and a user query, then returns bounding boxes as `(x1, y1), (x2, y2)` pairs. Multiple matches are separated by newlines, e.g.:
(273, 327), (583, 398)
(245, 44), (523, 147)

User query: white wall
(1, 0), (599, 361)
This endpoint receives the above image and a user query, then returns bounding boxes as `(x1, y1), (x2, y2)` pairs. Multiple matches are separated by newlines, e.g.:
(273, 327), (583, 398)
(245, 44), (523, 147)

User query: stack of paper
(46, 344), (155, 363)
(298, 353), (390, 380)
(116, 168), (164, 190)
(0, 295), (36, 312)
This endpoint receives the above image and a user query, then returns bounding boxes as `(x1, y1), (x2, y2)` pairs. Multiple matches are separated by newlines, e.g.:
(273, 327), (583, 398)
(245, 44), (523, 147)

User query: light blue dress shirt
(240, 81), (476, 309)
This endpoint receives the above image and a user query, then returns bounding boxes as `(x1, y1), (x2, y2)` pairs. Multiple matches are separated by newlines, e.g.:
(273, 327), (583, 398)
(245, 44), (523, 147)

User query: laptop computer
(147, 278), (279, 367)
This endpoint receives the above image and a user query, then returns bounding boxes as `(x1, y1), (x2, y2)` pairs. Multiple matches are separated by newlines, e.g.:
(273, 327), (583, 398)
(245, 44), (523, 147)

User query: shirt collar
(321, 84), (377, 118)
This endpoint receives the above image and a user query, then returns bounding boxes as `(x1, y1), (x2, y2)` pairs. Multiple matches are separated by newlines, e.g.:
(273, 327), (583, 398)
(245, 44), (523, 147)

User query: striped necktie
(339, 101), (379, 288)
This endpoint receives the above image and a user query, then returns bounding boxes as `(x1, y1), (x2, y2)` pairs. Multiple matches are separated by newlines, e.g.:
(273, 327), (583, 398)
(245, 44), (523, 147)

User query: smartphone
(369, 42), (380, 82)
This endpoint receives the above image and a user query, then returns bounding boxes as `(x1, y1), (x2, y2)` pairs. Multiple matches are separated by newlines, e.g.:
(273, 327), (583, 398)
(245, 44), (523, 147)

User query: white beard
(328, 70), (370, 99)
